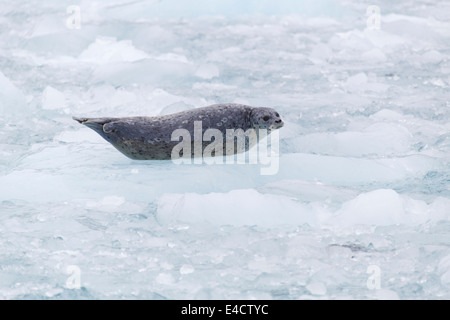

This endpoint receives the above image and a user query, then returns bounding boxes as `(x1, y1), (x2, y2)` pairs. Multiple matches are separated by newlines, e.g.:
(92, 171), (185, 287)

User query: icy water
(0, 0), (449, 299)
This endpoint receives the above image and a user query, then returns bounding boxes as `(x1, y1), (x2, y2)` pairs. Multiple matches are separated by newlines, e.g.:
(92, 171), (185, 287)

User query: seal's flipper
(73, 117), (118, 135)
(72, 117), (88, 124)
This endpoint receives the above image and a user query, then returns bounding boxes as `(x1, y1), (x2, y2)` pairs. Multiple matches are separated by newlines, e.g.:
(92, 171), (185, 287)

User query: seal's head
(250, 107), (284, 130)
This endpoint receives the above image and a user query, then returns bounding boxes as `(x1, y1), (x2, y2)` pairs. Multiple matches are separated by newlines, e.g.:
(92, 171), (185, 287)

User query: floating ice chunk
(44, 288), (64, 299)
(421, 50), (444, 64)
(192, 82), (237, 91)
(429, 197), (450, 222)
(331, 189), (429, 227)
(74, 85), (138, 115)
(343, 72), (389, 92)
(156, 53), (191, 64)
(441, 270), (450, 286)
(251, 80), (270, 88)
(156, 189), (317, 227)
(382, 14), (443, 44)
(42, 86), (66, 111)
(160, 262), (174, 270)
(361, 48), (387, 62)
(80, 86), (193, 116)
(332, 28), (406, 55)
(334, 189), (404, 226)
(370, 109), (405, 121)
(288, 123), (413, 157)
(86, 196), (126, 212)
(439, 255), (450, 286)
(346, 72), (368, 87)
(257, 180), (358, 206)
(79, 37), (149, 64)
(363, 29), (408, 49)
(180, 265), (195, 275)
(291, 16), (340, 28)
(371, 289), (400, 300)
(30, 16), (64, 37)
(195, 64), (220, 79)
(278, 153), (436, 186)
(156, 273), (175, 285)
(0, 169), (74, 203)
(306, 282), (327, 295)
(159, 102), (195, 116)
(424, 78), (447, 88)
(92, 58), (195, 86)
(0, 70), (27, 116)
(309, 43), (333, 64)
(146, 88), (191, 114)
(356, 122), (413, 155)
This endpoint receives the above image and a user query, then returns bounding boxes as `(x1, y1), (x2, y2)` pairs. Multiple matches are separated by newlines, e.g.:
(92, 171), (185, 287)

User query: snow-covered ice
(0, 0), (449, 299)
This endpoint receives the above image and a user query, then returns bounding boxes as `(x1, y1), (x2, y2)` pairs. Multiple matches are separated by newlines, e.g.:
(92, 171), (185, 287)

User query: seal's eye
(275, 112), (279, 117)
(263, 115), (270, 121)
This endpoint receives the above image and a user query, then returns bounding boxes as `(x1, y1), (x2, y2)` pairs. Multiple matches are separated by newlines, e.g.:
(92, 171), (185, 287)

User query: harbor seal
(73, 103), (284, 160)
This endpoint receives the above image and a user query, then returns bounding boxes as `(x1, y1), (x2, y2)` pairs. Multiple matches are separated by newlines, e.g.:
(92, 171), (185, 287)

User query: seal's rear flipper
(73, 117), (117, 135)
(73, 116), (87, 124)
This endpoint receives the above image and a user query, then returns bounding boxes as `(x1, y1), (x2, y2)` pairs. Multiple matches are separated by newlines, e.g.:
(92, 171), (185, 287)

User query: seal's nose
(270, 119), (284, 129)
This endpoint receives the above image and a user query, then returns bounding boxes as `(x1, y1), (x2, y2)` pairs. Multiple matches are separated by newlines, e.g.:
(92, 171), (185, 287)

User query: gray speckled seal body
(73, 103), (284, 160)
